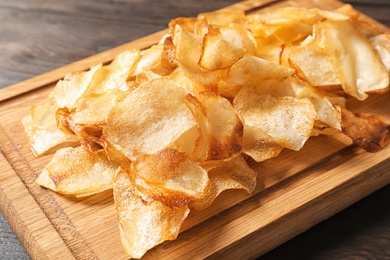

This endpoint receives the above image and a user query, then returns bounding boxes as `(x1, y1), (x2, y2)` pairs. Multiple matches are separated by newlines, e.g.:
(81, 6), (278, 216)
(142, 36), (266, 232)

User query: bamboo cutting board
(1, 0), (390, 259)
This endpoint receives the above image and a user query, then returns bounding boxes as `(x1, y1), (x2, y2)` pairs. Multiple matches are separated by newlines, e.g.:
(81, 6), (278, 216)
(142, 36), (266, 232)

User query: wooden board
(1, 0), (390, 259)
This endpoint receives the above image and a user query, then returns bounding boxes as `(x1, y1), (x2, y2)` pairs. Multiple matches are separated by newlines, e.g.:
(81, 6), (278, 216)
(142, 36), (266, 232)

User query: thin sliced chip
(370, 34), (390, 72)
(190, 154), (257, 210)
(314, 19), (389, 100)
(196, 10), (246, 28)
(172, 25), (223, 91)
(226, 55), (294, 96)
(36, 145), (119, 196)
(132, 147), (210, 208)
(87, 50), (140, 94)
(70, 89), (129, 126)
(114, 170), (190, 259)
(291, 77), (344, 131)
(242, 124), (284, 162)
(51, 64), (102, 108)
(199, 24), (255, 71)
(22, 99), (80, 157)
(253, 36), (283, 63)
(339, 107), (388, 152)
(105, 77), (198, 161)
(234, 92), (316, 151)
(289, 45), (341, 87)
(185, 91), (243, 163)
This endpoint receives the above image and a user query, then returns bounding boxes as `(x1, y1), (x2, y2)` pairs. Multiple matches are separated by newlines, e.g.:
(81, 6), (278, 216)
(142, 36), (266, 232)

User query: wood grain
(0, 0), (389, 259)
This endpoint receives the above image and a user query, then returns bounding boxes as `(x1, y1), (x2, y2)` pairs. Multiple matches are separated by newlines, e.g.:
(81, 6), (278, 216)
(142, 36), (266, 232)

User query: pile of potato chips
(23, 5), (389, 258)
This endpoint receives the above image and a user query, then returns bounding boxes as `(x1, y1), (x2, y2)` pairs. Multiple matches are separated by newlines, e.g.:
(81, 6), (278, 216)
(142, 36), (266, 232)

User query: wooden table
(0, 0), (389, 259)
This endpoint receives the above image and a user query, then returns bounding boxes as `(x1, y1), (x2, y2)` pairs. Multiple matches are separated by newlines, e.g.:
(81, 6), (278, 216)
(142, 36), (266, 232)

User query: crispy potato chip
(185, 91), (243, 164)
(196, 10), (246, 28)
(253, 35), (283, 63)
(168, 68), (207, 95)
(291, 77), (344, 131)
(36, 145), (119, 196)
(190, 154), (257, 210)
(199, 24), (256, 71)
(22, 99), (80, 157)
(370, 33), (390, 72)
(51, 64), (102, 108)
(336, 4), (385, 37)
(234, 92), (316, 151)
(289, 45), (341, 87)
(241, 124), (284, 162)
(132, 147), (210, 208)
(172, 25), (223, 90)
(71, 89), (129, 127)
(105, 77), (198, 160)
(87, 50), (140, 94)
(169, 17), (197, 36)
(339, 107), (388, 152)
(314, 19), (389, 100)
(226, 55), (294, 96)
(114, 170), (190, 259)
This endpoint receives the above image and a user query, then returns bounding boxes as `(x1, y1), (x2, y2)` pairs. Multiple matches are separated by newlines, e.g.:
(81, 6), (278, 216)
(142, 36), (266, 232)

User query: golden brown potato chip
(185, 91), (243, 164)
(199, 24), (256, 71)
(291, 77), (344, 131)
(241, 124), (284, 162)
(289, 45), (341, 87)
(87, 50), (140, 94)
(172, 25), (223, 91)
(132, 147), (210, 208)
(253, 35), (283, 63)
(51, 64), (102, 108)
(339, 107), (388, 152)
(369, 34), (390, 72)
(22, 99), (80, 157)
(36, 145), (118, 196)
(71, 89), (129, 127)
(234, 92), (316, 151)
(196, 10), (246, 28)
(226, 55), (294, 96)
(114, 170), (190, 259)
(190, 154), (257, 210)
(314, 19), (389, 100)
(105, 77), (198, 161)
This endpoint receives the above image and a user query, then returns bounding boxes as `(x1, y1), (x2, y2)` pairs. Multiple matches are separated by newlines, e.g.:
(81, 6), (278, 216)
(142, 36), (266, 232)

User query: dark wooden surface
(0, 0), (389, 259)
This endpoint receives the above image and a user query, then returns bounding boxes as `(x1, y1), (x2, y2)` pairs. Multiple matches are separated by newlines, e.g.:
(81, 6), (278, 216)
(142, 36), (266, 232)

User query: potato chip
(190, 154), (257, 210)
(36, 145), (118, 196)
(226, 55), (294, 96)
(339, 107), (388, 152)
(369, 34), (390, 72)
(87, 50), (140, 94)
(291, 77), (344, 131)
(70, 89), (129, 127)
(51, 64), (102, 108)
(132, 147), (210, 208)
(104, 77), (198, 161)
(22, 99), (80, 157)
(289, 45), (341, 87)
(185, 91), (243, 164)
(314, 19), (389, 100)
(114, 169), (190, 259)
(234, 92), (316, 151)
(199, 24), (256, 71)
(172, 25), (223, 91)
(241, 124), (284, 162)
